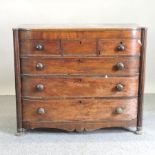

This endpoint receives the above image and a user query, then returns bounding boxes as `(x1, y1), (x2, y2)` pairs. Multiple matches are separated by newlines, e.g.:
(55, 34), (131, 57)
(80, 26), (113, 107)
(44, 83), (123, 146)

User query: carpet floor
(0, 95), (155, 155)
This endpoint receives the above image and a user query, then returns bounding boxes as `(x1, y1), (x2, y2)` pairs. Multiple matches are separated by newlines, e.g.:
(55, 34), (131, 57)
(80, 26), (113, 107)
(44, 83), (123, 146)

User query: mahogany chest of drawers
(13, 24), (147, 134)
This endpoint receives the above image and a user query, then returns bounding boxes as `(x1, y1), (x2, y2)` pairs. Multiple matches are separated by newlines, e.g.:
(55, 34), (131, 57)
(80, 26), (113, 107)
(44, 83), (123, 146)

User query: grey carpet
(0, 95), (155, 155)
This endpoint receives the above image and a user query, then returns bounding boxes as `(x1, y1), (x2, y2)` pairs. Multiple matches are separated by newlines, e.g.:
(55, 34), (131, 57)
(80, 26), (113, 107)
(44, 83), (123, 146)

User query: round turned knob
(37, 108), (45, 115)
(36, 43), (44, 51)
(115, 107), (123, 114)
(36, 84), (44, 91)
(117, 43), (125, 51)
(116, 62), (125, 70)
(36, 63), (44, 70)
(116, 84), (124, 91)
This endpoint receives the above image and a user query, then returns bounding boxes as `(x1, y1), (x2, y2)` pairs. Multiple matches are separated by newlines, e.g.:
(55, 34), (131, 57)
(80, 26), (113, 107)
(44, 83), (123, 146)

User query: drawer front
(62, 39), (96, 55)
(20, 40), (61, 55)
(21, 57), (139, 75)
(99, 39), (141, 56)
(19, 30), (141, 40)
(21, 76), (139, 97)
(22, 98), (138, 122)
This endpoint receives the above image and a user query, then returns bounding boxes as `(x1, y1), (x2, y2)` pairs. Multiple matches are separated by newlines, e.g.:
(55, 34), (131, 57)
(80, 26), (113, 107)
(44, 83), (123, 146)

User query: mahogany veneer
(13, 24), (147, 134)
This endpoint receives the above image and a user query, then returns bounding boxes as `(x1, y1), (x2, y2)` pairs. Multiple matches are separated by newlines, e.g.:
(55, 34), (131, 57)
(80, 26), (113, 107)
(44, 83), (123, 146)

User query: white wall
(0, 0), (155, 95)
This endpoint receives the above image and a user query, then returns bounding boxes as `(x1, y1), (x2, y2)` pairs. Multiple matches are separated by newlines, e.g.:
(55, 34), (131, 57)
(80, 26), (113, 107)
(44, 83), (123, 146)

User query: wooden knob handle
(116, 62), (125, 70)
(116, 84), (124, 91)
(36, 43), (44, 51)
(37, 108), (45, 115)
(115, 107), (123, 114)
(117, 43), (125, 51)
(36, 84), (44, 91)
(36, 63), (44, 70)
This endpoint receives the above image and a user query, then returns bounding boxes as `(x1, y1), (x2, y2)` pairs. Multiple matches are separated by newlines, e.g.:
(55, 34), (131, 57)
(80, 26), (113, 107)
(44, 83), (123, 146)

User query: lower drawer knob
(37, 108), (45, 115)
(115, 107), (123, 114)
(116, 62), (125, 70)
(36, 84), (44, 91)
(116, 84), (124, 91)
(36, 43), (44, 51)
(36, 63), (44, 70)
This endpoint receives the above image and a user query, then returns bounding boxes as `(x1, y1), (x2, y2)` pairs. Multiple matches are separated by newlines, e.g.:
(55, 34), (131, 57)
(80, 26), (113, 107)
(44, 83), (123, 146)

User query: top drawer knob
(36, 43), (44, 51)
(117, 43), (125, 51)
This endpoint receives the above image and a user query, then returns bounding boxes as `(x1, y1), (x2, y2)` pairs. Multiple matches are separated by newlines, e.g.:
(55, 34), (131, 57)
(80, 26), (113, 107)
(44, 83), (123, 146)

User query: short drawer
(21, 57), (139, 75)
(22, 98), (138, 122)
(21, 76), (139, 98)
(98, 39), (141, 56)
(20, 40), (61, 55)
(62, 39), (96, 55)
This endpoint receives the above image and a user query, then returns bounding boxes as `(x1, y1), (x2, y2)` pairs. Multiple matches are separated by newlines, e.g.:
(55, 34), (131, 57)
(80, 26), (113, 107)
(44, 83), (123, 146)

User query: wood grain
(20, 40), (61, 55)
(137, 28), (147, 131)
(99, 39), (141, 56)
(21, 76), (139, 98)
(23, 119), (137, 132)
(62, 39), (96, 55)
(13, 25), (146, 132)
(20, 38), (140, 56)
(13, 30), (23, 132)
(21, 57), (139, 75)
(19, 30), (141, 40)
(22, 98), (138, 122)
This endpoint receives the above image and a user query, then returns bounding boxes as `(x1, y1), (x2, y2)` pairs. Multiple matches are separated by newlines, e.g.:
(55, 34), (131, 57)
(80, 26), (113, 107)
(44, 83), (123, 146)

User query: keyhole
(78, 79), (82, 82)
(79, 41), (82, 44)
(79, 100), (82, 103)
(78, 59), (83, 63)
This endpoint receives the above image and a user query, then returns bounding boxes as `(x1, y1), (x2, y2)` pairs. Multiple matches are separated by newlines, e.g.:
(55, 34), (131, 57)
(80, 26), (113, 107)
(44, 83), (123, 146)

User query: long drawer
(22, 98), (138, 122)
(21, 57), (139, 75)
(21, 76), (139, 98)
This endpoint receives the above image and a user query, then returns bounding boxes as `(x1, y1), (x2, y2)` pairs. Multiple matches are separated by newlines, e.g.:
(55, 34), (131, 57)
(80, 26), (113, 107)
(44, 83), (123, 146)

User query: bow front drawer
(21, 57), (139, 75)
(22, 98), (138, 122)
(21, 76), (139, 98)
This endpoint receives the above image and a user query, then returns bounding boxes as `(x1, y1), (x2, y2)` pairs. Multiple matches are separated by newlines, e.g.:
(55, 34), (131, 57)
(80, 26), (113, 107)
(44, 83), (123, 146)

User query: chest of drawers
(13, 24), (147, 135)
